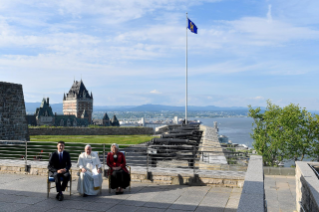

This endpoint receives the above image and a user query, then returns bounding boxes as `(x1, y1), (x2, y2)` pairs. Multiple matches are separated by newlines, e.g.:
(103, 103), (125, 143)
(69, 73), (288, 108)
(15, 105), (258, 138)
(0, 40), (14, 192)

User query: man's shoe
(58, 193), (64, 201)
(83, 194), (88, 197)
(56, 193), (59, 200)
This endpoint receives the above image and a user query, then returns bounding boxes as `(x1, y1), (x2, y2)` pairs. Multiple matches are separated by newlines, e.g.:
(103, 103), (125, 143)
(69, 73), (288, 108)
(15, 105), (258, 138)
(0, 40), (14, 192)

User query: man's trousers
(53, 172), (70, 192)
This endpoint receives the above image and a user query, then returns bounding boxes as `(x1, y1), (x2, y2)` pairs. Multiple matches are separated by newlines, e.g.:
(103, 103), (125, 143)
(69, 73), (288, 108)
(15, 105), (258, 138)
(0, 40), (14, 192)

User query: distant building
(111, 115), (120, 126)
(26, 98), (89, 126)
(92, 113), (120, 127)
(63, 80), (93, 123)
(102, 113), (111, 126)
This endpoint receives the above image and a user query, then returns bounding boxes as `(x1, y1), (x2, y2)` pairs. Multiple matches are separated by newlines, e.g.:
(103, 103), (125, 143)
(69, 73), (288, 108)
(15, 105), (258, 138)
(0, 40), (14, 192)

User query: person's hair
(111, 143), (119, 151)
(58, 141), (65, 145)
(85, 144), (91, 149)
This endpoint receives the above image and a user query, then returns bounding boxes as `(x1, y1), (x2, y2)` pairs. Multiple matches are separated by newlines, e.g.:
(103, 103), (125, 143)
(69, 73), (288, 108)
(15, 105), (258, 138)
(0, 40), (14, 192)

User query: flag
(187, 18), (198, 34)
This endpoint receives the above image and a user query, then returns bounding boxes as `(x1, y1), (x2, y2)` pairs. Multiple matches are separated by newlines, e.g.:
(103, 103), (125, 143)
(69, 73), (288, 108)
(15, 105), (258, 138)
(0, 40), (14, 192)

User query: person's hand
(81, 168), (86, 173)
(58, 168), (67, 174)
(113, 167), (121, 170)
(97, 168), (101, 173)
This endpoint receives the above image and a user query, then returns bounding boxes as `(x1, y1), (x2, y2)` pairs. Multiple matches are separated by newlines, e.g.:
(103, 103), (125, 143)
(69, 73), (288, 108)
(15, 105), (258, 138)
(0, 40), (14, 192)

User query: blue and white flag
(187, 18), (198, 34)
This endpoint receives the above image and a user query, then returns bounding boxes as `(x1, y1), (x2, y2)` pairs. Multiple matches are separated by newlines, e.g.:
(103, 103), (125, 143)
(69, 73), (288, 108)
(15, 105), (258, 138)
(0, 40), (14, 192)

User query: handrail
(299, 201), (306, 212)
(0, 140), (249, 173)
(308, 164), (319, 179)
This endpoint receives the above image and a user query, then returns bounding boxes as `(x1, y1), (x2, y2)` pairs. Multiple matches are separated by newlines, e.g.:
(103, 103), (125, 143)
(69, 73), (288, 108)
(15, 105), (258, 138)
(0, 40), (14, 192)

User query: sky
(1, 0), (319, 110)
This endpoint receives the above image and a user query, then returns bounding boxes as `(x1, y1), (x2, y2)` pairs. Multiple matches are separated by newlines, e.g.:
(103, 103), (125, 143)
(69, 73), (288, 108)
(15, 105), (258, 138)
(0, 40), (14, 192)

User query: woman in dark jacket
(107, 143), (130, 194)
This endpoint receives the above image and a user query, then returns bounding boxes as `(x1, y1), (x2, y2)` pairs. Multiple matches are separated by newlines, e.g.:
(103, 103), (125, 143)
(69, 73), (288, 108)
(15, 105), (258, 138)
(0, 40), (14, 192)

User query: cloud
(267, 4), (272, 22)
(253, 96), (264, 100)
(150, 90), (162, 94)
(1, 0), (319, 110)
(0, 0), (221, 25)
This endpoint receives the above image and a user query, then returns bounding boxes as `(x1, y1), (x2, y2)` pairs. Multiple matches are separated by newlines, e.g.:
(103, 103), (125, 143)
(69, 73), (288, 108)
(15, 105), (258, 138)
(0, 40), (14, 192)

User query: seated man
(77, 144), (103, 196)
(48, 141), (71, 201)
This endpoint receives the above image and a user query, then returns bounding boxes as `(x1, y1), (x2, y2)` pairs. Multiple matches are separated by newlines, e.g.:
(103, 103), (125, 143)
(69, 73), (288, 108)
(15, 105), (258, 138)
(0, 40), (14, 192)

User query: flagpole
(185, 12), (188, 125)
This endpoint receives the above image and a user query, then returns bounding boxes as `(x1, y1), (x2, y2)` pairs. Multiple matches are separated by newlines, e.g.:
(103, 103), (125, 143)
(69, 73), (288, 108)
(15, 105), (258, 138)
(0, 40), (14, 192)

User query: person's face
(57, 143), (65, 152)
(85, 146), (92, 155)
(111, 145), (118, 153)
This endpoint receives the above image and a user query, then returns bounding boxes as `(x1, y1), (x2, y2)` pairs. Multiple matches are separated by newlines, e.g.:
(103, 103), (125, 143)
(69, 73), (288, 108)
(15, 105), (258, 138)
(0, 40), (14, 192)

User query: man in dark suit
(48, 141), (71, 201)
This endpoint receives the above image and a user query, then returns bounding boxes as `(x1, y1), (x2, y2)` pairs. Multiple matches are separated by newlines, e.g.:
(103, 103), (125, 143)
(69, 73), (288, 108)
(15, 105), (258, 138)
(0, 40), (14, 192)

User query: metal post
(147, 146), (149, 174)
(25, 141), (28, 172)
(25, 141), (27, 166)
(103, 144), (105, 171)
(193, 146), (196, 175)
(185, 12), (188, 125)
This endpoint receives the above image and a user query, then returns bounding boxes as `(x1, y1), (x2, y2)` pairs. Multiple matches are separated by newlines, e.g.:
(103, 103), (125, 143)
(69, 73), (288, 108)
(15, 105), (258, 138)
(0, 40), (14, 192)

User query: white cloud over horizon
(1, 0), (319, 110)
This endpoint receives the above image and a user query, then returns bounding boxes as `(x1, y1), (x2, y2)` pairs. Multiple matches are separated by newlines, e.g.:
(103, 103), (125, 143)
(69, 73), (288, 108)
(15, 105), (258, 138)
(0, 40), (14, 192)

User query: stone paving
(199, 125), (227, 165)
(264, 175), (297, 212)
(0, 173), (241, 212)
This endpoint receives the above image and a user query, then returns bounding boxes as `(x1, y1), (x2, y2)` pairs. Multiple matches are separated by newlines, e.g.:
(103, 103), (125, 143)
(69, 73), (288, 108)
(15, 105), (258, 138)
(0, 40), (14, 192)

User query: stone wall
(237, 155), (265, 212)
(296, 162), (319, 212)
(28, 127), (154, 135)
(154, 124), (181, 134)
(0, 81), (29, 141)
(0, 162), (245, 187)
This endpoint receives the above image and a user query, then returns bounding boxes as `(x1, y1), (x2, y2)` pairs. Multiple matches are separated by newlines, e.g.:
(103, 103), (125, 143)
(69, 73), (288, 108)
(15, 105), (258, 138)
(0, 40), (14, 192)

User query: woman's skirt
(110, 169), (130, 189)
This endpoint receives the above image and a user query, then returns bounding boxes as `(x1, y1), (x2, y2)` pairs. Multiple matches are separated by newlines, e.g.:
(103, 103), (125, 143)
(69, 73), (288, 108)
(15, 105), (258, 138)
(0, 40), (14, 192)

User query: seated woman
(107, 143), (130, 194)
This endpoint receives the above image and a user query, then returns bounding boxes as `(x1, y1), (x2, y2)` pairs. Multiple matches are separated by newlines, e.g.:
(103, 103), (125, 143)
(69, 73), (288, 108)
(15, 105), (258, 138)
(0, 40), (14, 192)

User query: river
(201, 117), (254, 147)
(200, 117), (317, 167)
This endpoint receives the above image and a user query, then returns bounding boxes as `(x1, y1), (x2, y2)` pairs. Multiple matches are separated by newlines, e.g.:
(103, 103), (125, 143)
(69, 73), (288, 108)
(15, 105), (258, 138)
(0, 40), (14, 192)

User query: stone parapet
(28, 127), (154, 135)
(296, 161), (319, 212)
(237, 155), (265, 212)
(0, 160), (245, 187)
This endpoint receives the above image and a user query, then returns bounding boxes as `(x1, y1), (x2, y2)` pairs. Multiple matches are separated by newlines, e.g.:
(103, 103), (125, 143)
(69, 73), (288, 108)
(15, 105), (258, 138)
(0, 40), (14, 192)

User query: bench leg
(47, 181), (49, 198)
(109, 177), (111, 194)
(70, 174), (72, 196)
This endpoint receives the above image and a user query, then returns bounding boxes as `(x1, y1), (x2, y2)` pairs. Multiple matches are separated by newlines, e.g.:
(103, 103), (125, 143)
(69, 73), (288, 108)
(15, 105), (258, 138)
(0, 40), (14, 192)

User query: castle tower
(63, 80), (93, 123)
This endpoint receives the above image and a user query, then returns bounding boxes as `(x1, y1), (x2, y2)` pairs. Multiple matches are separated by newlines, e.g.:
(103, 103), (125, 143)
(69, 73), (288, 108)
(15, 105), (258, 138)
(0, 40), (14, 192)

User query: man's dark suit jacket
(48, 151), (72, 176)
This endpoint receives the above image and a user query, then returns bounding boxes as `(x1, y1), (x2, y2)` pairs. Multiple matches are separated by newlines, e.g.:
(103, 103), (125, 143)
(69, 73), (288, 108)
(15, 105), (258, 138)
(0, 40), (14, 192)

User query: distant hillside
(25, 102), (63, 114)
(25, 102), (252, 113)
(127, 104), (248, 112)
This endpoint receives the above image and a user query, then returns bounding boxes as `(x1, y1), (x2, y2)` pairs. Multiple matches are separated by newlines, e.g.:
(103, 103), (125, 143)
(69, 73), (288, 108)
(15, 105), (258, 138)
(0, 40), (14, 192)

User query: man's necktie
(59, 153), (62, 163)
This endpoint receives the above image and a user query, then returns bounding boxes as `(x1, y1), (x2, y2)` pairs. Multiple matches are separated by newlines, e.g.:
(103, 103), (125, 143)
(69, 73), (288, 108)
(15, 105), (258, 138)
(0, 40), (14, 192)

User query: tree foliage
(248, 100), (319, 166)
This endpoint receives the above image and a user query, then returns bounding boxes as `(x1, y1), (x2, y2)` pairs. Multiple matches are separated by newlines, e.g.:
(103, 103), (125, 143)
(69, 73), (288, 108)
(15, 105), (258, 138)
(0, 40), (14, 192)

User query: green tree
(248, 101), (319, 166)
(248, 100), (283, 166)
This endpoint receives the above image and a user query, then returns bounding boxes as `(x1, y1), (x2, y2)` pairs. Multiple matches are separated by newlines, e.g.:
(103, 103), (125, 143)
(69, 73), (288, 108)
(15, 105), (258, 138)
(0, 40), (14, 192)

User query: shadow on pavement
(0, 173), (238, 212)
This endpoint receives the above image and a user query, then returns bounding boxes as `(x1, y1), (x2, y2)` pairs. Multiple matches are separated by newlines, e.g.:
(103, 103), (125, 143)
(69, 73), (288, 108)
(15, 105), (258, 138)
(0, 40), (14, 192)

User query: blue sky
(1, 0), (319, 110)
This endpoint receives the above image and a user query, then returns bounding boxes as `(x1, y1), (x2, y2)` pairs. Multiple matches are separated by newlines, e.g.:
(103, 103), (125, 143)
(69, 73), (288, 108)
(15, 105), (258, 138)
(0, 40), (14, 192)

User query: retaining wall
(263, 167), (295, 176)
(0, 81), (29, 141)
(238, 155), (265, 212)
(28, 127), (154, 135)
(0, 161), (245, 187)
(296, 162), (319, 212)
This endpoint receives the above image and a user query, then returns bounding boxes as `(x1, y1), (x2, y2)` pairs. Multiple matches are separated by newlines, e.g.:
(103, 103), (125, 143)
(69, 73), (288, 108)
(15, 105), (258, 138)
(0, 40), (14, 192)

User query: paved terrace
(264, 175), (296, 212)
(0, 173), (241, 212)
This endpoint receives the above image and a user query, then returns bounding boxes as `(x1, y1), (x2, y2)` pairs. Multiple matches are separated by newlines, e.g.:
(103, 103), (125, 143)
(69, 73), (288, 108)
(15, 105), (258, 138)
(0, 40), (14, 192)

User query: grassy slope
(30, 135), (155, 144)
